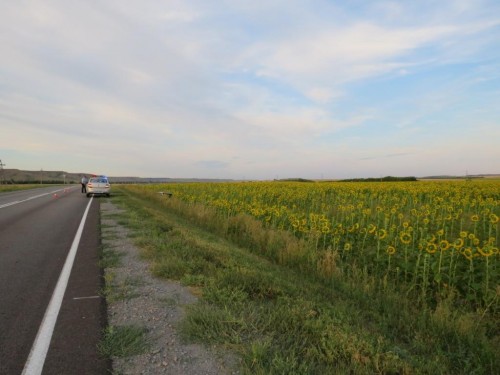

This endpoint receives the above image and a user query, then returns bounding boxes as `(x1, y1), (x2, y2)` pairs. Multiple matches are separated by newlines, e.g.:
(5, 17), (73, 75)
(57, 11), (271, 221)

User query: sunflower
(368, 224), (377, 234)
(386, 246), (396, 255)
(439, 240), (451, 251)
(471, 214), (480, 222)
(460, 231), (468, 238)
(490, 213), (499, 224)
(453, 238), (464, 249)
(478, 246), (496, 257)
(461, 247), (473, 261)
(400, 232), (412, 245)
(344, 243), (352, 251)
(377, 229), (387, 240)
(486, 237), (496, 245)
(348, 223), (359, 233)
(426, 243), (438, 254)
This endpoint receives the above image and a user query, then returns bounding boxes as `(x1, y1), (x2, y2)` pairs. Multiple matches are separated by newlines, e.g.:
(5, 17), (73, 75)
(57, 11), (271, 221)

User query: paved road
(0, 186), (109, 374)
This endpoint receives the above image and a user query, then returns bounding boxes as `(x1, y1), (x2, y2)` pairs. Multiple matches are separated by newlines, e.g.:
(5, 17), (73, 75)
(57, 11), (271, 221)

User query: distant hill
(0, 169), (88, 184)
(420, 174), (500, 180)
(108, 177), (234, 183)
(1, 168), (498, 185)
(0, 169), (234, 184)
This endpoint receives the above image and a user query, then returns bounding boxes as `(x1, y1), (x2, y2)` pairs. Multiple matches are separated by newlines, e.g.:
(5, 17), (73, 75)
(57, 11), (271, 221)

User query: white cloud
(305, 87), (343, 103)
(235, 107), (330, 139)
(246, 22), (457, 85)
(1, 0), (499, 178)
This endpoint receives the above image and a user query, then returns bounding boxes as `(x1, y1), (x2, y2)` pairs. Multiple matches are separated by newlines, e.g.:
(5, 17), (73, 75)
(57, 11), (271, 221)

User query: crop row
(138, 180), (499, 308)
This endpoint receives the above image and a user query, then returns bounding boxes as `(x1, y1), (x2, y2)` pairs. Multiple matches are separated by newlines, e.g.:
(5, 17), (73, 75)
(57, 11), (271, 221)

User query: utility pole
(0, 159), (5, 184)
(40, 168), (43, 185)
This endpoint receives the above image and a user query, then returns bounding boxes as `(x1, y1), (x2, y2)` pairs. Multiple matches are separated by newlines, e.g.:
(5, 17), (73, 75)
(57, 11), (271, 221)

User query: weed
(99, 246), (122, 269)
(101, 272), (142, 302)
(98, 325), (149, 358)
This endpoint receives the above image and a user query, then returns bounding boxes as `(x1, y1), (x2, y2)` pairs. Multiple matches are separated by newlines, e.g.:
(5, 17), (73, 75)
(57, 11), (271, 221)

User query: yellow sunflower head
(461, 247), (473, 261)
(400, 232), (412, 245)
(453, 238), (464, 249)
(439, 240), (451, 251)
(377, 229), (387, 240)
(478, 246), (496, 257)
(426, 243), (438, 254)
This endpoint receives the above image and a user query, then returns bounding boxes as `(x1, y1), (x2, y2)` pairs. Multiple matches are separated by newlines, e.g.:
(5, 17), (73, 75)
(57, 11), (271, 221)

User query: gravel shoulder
(100, 201), (240, 375)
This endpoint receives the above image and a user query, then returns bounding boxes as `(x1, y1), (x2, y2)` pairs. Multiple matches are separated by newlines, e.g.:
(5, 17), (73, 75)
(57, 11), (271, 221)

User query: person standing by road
(81, 175), (88, 193)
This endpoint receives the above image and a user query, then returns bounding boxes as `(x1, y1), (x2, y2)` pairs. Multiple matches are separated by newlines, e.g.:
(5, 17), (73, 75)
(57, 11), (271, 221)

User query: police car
(86, 175), (111, 197)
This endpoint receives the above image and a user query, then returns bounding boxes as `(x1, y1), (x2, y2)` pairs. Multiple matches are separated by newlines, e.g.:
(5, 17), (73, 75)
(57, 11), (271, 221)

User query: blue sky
(1, 0), (499, 179)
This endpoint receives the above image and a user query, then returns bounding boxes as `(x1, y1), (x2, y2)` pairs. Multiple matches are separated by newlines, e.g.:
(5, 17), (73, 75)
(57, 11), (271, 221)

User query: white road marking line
(72, 296), (100, 300)
(0, 188), (73, 209)
(0, 200), (20, 209)
(22, 197), (93, 375)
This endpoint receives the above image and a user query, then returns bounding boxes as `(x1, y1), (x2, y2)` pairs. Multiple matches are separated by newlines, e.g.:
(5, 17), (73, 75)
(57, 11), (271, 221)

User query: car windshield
(89, 178), (108, 183)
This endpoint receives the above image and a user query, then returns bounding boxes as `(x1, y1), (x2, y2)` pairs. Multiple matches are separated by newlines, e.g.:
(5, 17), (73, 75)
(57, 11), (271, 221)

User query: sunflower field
(135, 180), (499, 309)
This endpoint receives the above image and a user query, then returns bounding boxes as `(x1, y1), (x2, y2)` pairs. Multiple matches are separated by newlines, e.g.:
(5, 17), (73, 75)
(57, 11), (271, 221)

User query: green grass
(105, 185), (498, 374)
(101, 272), (142, 302)
(0, 184), (59, 193)
(99, 241), (142, 302)
(99, 245), (122, 269)
(98, 325), (149, 358)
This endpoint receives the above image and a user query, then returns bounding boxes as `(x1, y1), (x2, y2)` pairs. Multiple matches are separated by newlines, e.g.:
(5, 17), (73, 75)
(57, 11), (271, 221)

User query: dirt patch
(100, 201), (240, 374)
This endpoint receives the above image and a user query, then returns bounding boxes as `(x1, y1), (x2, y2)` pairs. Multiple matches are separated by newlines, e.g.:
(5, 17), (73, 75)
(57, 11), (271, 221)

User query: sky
(1, 0), (499, 180)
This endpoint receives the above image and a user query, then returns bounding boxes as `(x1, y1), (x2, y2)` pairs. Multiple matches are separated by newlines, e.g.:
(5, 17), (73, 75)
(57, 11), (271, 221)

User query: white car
(86, 176), (111, 197)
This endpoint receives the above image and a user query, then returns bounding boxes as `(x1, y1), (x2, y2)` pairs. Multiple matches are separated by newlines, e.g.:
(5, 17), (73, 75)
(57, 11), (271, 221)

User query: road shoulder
(43, 198), (110, 374)
(100, 200), (238, 374)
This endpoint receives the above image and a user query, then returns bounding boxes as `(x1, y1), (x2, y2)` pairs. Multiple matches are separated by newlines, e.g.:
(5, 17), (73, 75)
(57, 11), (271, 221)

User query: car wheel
(86, 193), (90, 197)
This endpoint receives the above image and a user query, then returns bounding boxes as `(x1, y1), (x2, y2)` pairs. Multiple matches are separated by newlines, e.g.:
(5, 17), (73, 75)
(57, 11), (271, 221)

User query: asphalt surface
(0, 186), (110, 374)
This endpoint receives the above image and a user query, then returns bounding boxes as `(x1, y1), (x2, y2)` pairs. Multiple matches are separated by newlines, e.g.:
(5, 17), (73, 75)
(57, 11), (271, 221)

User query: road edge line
(22, 197), (94, 375)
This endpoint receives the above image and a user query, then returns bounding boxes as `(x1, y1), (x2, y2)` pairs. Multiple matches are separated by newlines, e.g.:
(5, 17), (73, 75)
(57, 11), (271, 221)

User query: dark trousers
(81, 183), (86, 193)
